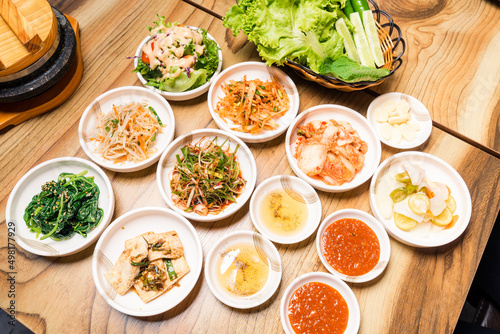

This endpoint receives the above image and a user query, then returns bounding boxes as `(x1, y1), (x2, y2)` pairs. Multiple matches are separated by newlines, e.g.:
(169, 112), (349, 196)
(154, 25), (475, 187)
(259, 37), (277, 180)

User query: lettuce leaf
(223, 0), (389, 82)
(320, 56), (390, 82)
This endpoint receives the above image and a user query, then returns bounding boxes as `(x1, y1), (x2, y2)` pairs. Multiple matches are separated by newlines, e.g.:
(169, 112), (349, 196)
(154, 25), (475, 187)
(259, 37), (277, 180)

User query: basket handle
(0, 0), (42, 53)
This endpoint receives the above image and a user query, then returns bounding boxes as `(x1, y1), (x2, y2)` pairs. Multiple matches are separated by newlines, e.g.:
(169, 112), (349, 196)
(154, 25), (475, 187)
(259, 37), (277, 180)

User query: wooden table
(1, 0), (499, 333)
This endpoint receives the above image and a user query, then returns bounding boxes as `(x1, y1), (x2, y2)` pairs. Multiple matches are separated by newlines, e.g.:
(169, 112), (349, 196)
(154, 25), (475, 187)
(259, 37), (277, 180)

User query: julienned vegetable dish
(224, 0), (402, 85)
(134, 16), (220, 92)
(170, 137), (246, 216)
(23, 171), (103, 240)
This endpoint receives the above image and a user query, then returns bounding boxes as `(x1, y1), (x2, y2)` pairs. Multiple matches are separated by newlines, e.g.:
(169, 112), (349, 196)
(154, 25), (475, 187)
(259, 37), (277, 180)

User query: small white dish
(366, 92), (432, 149)
(285, 104), (382, 193)
(249, 175), (321, 244)
(280, 272), (360, 334)
(157, 129), (257, 222)
(207, 61), (300, 143)
(78, 86), (175, 173)
(316, 209), (391, 283)
(134, 28), (223, 101)
(205, 231), (282, 309)
(369, 151), (472, 248)
(6, 157), (114, 256)
(92, 207), (203, 317)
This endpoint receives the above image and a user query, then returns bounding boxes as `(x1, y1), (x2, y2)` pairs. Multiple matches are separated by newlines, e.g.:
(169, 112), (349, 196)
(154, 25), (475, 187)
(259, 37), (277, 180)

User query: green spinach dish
(24, 171), (104, 240)
(134, 16), (220, 92)
(224, 0), (391, 83)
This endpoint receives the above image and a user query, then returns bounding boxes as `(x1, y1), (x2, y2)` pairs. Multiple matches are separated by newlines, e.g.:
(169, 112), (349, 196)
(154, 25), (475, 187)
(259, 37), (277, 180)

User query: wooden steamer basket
(285, 0), (405, 92)
(0, 0), (83, 130)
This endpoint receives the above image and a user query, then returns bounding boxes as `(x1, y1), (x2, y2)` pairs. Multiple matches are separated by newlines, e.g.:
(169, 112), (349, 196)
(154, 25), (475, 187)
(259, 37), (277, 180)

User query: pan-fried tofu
(104, 235), (149, 295)
(144, 231), (184, 261)
(134, 256), (190, 303)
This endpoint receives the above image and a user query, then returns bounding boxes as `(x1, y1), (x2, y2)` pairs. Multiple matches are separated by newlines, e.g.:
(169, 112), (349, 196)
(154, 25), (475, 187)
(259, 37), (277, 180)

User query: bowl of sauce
(316, 209), (391, 283)
(250, 175), (322, 244)
(205, 231), (281, 308)
(280, 272), (360, 334)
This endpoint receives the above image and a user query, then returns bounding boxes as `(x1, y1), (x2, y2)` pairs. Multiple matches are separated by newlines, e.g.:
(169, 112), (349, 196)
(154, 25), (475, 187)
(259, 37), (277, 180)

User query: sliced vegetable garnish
(164, 259), (178, 281)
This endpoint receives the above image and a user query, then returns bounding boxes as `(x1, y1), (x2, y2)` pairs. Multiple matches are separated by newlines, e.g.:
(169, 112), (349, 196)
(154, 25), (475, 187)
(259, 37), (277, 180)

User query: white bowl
(369, 151), (472, 248)
(134, 28), (223, 101)
(285, 104), (382, 193)
(157, 129), (257, 222)
(6, 157), (115, 256)
(92, 207), (203, 316)
(280, 272), (360, 334)
(249, 175), (321, 244)
(204, 231), (282, 309)
(78, 86), (175, 173)
(207, 61), (300, 143)
(316, 209), (390, 283)
(366, 92), (432, 149)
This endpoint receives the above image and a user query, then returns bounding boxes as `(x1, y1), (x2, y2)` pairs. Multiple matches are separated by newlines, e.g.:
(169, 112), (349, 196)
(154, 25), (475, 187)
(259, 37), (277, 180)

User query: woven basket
(285, 0), (405, 92)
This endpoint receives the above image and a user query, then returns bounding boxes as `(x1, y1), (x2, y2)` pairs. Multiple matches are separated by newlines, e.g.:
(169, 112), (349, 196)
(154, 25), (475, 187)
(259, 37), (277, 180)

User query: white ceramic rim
(6, 157), (115, 256)
(207, 61), (300, 143)
(156, 128), (257, 222)
(366, 92), (432, 149)
(204, 230), (282, 309)
(369, 151), (472, 248)
(134, 27), (223, 101)
(285, 104), (382, 193)
(249, 175), (322, 244)
(78, 86), (176, 172)
(91, 206), (203, 317)
(280, 272), (361, 334)
(315, 209), (391, 283)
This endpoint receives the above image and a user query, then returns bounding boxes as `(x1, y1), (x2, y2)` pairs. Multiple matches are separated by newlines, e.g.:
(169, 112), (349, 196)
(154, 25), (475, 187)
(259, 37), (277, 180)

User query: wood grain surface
(192, 0), (500, 153)
(0, 1), (499, 333)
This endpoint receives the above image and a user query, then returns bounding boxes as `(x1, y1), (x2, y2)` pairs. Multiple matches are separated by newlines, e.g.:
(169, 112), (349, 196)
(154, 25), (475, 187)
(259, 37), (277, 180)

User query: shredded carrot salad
(91, 102), (164, 163)
(214, 76), (290, 134)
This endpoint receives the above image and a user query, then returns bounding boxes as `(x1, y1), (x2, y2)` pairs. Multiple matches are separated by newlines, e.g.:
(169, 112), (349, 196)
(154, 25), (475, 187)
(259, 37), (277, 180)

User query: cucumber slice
(335, 18), (360, 63)
(431, 207), (453, 227)
(362, 10), (385, 67)
(350, 12), (375, 68)
(394, 213), (417, 231)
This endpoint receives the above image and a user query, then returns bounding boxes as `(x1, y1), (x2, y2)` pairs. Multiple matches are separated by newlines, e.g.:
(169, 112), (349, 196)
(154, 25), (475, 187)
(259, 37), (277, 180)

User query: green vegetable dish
(224, 0), (390, 83)
(134, 16), (221, 92)
(170, 137), (246, 216)
(24, 171), (104, 240)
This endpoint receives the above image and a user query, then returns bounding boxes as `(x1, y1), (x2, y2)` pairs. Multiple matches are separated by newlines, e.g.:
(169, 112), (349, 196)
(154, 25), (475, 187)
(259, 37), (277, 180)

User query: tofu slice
(105, 235), (149, 295)
(134, 256), (191, 303)
(144, 231), (184, 261)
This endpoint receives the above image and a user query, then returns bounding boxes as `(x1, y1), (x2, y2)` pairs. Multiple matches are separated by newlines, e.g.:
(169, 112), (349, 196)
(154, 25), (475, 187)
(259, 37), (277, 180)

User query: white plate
(366, 92), (432, 149)
(369, 151), (472, 248)
(6, 157), (114, 256)
(78, 86), (175, 173)
(249, 175), (321, 244)
(280, 272), (360, 334)
(134, 28), (223, 101)
(157, 129), (257, 222)
(205, 231), (282, 309)
(207, 62), (300, 143)
(316, 209), (390, 283)
(285, 104), (382, 192)
(92, 207), (203, 317)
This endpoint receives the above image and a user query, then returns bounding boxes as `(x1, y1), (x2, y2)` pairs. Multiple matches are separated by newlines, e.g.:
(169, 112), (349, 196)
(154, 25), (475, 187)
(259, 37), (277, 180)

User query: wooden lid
(0, 0), (57, 77)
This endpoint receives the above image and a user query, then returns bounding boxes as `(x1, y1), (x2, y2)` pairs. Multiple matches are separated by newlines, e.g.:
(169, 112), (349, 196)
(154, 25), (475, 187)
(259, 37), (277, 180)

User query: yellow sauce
(216, 243), (269, 297)
(259, 189), (308, 237)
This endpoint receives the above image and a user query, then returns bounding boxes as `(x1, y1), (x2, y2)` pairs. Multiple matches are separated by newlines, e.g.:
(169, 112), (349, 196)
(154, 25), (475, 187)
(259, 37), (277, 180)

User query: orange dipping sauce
(288, 282), (348, 334)
(322, 218), (380, 276)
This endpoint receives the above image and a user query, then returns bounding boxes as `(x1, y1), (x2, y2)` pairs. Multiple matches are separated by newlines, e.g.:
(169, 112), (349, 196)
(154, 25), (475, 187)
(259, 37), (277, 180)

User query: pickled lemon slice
(408, 193), (430, 215)
(394, 213), (418, 231)
(446, 195), (457, 213)
(431, 207), (453, 227)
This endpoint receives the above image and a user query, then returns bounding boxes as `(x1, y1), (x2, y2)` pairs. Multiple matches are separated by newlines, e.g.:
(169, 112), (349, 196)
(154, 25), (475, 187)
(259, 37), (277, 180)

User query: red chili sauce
(322, 218), (380, 276)
(288, 282), (348, 334)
